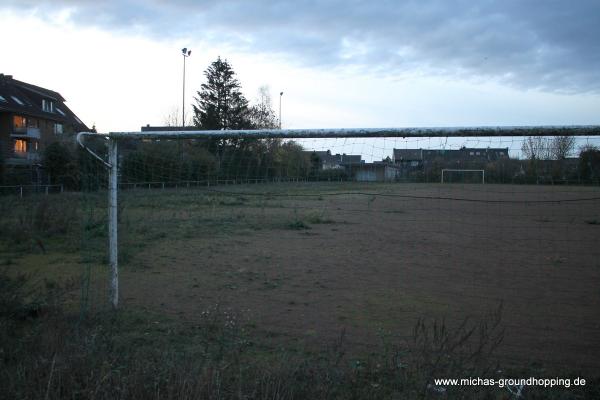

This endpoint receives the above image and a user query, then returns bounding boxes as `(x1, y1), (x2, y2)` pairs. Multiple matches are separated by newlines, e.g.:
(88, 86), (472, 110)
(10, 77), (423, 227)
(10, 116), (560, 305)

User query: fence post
(108, 138), (119, 309)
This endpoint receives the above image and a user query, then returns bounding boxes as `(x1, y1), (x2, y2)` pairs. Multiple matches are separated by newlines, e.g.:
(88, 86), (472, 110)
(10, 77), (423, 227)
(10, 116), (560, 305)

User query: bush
(580, 148), (600, 182)
(43, 141), (79, 189)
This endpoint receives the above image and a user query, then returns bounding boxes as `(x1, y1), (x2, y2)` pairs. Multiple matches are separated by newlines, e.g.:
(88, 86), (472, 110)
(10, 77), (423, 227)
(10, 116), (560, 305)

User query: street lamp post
(279, 91), (283, 129)
(181, 48), (191, 127)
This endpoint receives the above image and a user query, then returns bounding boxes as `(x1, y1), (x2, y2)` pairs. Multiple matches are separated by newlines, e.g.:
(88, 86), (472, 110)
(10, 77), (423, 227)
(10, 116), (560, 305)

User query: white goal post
(441, 169), (485, 184)
(76, 125), (600, 308)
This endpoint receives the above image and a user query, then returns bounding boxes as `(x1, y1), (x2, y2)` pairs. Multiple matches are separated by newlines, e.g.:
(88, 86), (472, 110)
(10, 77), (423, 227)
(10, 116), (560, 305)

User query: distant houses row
(304, 147), (510, 182)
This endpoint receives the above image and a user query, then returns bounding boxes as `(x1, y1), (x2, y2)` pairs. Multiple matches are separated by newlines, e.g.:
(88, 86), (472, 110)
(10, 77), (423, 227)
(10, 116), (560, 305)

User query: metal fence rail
(0, 184), (64, 197)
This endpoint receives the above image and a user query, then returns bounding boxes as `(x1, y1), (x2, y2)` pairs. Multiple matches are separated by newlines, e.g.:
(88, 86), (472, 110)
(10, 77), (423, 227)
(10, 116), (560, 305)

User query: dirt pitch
(117, 182), (600, 371)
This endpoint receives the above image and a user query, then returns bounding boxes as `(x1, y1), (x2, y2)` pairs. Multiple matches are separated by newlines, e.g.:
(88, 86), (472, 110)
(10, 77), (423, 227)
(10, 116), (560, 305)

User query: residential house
(305, 150), (363, 170)
(350, 162), (401, 182)
(393, 147), (508, 167)
(0, 74), (89, 169)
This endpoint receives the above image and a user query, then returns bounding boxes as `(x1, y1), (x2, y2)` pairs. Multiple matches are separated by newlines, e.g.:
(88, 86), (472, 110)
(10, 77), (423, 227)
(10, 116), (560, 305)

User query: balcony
(6, 151), (41, 165)
(12, 126), (41, 139)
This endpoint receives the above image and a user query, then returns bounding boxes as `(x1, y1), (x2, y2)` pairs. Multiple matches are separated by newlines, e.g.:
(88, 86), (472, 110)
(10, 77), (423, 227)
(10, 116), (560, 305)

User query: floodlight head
(280, 91), (283, 96)
(188, 50), (192, 56)
(182, 47), (187, 54)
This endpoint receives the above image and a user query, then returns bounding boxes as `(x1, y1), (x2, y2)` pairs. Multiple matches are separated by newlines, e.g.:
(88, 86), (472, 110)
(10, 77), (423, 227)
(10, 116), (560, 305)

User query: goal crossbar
(106, 125), (600, 140)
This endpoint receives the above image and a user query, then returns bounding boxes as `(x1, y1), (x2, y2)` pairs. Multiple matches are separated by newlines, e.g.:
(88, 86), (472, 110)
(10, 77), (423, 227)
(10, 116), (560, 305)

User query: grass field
(117, 182), (600, 368)
(2, 181), (600, 397)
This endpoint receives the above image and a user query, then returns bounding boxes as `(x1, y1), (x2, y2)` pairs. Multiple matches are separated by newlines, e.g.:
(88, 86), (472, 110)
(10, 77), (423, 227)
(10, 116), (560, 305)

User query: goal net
(4, 126), (600, 377)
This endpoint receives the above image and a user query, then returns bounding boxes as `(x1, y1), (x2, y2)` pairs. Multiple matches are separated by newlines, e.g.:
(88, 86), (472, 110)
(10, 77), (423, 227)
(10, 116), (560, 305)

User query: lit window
(14, 139), (27, 153)
(469, 152), (474, 156)
(54, 123), (63, 134)
(11, 96), (24, 105)
(476, 152), (480, 156)
(0, 95), (6, 102)
(13, 115), (27, 129)
(55, 107), (66, 116)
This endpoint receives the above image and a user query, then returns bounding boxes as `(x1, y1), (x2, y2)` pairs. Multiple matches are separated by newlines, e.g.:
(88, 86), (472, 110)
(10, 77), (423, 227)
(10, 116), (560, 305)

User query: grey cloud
(7, 0), (600, 93)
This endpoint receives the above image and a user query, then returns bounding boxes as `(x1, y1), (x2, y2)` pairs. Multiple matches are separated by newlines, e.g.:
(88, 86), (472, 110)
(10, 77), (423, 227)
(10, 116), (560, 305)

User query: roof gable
(0, 73), (88, 131)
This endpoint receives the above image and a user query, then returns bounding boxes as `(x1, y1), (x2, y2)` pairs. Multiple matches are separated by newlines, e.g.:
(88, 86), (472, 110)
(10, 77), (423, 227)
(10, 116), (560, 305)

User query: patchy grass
(2, 182), (600, 398)
(1, 271), (596, 400)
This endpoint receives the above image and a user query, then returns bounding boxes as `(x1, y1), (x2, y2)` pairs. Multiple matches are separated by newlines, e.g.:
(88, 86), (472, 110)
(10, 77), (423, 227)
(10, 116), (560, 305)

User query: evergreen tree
(192, 57), (250, 130)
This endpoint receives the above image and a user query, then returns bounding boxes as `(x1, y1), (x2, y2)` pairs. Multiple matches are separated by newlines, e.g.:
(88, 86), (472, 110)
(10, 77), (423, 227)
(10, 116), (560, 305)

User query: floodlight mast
(76, 125), (600, 309)
(181, 48), (191, 127)
(279, 91), (283, 129)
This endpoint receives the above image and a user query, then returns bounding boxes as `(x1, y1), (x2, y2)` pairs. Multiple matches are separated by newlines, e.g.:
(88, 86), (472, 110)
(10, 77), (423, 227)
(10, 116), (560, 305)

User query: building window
(14, 139), (27, 153)
(469, 152), (474, 156)
(13, 115), (27, 129)
(42, 99), (55, 112)
(476, 151), (480, 156)
(11, 95), (24, 105)
(54, 123), (63, 134)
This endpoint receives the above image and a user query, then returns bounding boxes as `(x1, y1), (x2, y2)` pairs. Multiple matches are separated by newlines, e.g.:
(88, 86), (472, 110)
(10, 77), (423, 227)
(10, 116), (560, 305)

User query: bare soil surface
(120, 183), (600, 371)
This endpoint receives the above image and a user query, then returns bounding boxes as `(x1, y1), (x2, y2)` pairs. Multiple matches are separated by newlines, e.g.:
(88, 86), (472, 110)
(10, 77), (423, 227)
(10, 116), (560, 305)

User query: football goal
(76, 126), (600, 309)
(66, 125), (600, 371)
(441, 169), (485, 184)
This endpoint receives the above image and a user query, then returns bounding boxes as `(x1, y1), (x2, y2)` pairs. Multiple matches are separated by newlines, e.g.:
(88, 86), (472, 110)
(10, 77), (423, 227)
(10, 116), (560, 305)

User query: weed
(288, 220), (311, 230)
(306, 212), (335, 224)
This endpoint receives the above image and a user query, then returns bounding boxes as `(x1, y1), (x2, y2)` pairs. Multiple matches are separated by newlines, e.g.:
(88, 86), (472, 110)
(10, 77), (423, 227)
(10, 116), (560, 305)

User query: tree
(163, 106), (193, 127)
(247, 86), (278, 129)
(192, 57), (250, 130)
(522, 136), (576, 161)
(550, 136), (575, 160)
(43, 141), (76, 187)
(521, 137), (551, 160)
(579, 145), (600, 181)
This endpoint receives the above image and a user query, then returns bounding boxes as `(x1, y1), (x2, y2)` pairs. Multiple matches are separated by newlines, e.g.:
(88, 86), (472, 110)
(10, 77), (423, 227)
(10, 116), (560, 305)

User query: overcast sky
(1, 0), (600, 142)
